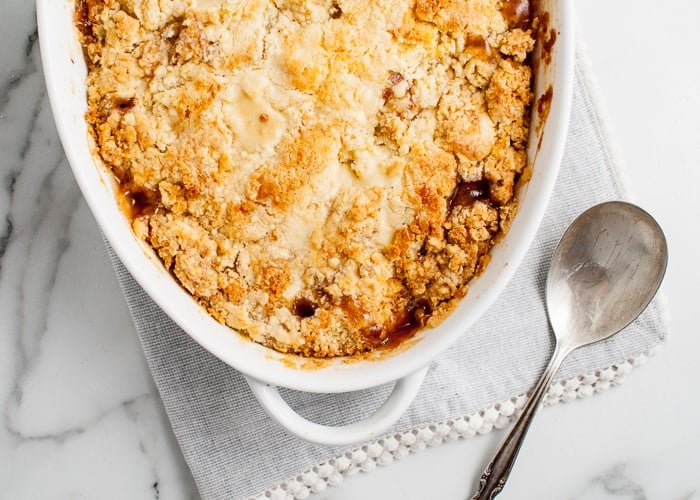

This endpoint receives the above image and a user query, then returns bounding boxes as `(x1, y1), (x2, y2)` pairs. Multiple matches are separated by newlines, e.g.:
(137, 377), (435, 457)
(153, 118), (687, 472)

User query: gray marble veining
(0, 3), (199, 498)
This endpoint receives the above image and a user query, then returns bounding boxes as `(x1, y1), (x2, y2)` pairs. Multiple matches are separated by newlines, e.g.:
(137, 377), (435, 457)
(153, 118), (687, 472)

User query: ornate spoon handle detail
(470, 342), (571, 499)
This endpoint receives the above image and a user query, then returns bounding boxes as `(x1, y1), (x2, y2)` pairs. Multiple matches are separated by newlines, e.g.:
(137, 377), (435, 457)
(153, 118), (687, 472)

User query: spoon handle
(470, 342), (571, 500)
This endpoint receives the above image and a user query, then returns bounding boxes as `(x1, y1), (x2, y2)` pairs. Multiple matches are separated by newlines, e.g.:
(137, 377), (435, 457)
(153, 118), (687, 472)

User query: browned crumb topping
(78, 0), (536, 357)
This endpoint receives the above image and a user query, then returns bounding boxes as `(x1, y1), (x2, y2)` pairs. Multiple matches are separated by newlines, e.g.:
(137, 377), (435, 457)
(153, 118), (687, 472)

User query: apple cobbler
(77, 0), (536, 356)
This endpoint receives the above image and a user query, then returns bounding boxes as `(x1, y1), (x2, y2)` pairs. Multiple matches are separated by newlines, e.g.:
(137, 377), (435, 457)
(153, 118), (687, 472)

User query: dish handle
(244, 366), (429, 446)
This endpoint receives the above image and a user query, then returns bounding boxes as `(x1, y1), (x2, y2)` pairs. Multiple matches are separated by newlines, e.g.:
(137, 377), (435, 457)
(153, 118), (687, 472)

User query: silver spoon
(471, 201), (668, 499)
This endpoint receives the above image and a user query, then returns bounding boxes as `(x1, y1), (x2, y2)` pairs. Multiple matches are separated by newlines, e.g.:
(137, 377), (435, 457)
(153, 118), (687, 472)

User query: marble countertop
(2, 1), (699, 498)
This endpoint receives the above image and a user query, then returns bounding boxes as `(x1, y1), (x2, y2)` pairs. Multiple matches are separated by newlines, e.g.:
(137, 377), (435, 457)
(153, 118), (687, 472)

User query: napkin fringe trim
(253, 348), (657, 500)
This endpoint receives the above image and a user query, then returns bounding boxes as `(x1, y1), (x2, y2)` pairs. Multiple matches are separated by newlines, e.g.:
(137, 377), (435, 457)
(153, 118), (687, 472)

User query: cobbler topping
(78, 0), (536, 357)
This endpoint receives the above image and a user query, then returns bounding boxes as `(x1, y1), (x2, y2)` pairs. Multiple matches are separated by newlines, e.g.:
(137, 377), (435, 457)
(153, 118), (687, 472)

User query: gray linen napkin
(107, 64), (668, 500)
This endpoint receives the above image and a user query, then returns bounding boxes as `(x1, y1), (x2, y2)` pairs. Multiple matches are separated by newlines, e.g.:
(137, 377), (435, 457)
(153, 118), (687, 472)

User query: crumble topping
(78, 0), (536, 357)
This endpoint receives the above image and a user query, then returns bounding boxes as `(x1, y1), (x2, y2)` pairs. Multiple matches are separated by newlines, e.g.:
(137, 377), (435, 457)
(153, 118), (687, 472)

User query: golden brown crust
(78, 0), (536, 357)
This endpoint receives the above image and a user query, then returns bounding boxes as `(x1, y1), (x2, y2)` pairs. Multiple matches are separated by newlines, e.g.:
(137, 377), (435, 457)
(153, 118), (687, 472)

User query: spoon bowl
(547, 201), (668, 350)
(472, 201), (668, 499)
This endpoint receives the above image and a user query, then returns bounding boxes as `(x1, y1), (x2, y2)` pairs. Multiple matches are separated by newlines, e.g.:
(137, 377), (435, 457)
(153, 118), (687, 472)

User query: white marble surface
(1, 0), (698, 498)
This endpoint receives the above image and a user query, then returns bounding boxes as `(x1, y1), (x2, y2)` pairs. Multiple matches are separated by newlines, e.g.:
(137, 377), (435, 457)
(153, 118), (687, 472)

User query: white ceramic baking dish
(37, 0), (574, 446)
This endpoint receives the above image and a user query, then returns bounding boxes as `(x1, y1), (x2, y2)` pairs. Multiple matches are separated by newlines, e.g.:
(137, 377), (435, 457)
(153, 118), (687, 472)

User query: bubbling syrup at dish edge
(74, 0), (94, 39)
(362, 300), (433, 350)
(500, 0), (531, 29)
(117, 181), (161, 219)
